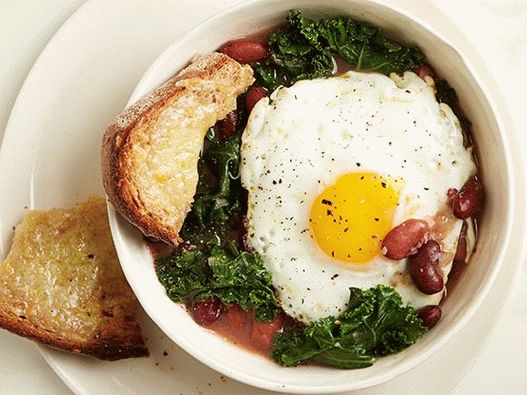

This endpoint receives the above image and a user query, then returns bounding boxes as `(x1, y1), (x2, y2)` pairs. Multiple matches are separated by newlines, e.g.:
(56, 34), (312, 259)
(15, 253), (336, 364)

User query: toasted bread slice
(0, 196), (148, 360)
(101, 52), (254, 245)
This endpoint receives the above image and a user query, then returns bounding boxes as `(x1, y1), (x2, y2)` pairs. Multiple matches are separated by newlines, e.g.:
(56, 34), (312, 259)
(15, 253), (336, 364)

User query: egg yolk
(310, 172), (401, 264)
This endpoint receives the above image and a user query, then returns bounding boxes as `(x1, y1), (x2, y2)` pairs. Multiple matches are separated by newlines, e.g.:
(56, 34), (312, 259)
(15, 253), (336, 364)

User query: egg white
(240, 71), (476, 323)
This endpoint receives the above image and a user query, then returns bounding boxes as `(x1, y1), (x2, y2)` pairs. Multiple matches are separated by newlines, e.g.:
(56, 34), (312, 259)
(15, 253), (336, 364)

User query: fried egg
(240, 70), (476, 323)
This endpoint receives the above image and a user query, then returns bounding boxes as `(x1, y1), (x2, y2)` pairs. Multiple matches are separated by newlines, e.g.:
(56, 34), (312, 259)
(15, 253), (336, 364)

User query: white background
(0, 0), (526, 393)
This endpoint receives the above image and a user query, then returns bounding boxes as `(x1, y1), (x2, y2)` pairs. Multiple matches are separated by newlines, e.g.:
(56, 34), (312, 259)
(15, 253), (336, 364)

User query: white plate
(0, 0), (525, 394)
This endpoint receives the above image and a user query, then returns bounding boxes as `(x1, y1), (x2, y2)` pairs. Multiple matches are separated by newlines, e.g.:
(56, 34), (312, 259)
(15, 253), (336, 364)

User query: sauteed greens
(254, 10), (425, 90)
(157, 244), (280, 321)
(272, 286), (426, 368)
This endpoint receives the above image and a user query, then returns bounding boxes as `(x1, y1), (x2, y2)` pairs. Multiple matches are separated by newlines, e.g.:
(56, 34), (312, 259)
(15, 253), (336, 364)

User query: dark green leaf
(156, 245), (280, 321)
(178, 123), (246, 248)
(156, 250), (212, 302)
(272, 327), (321, 366)
(435, 79), (458, 106)
(253, 61), (292, 91)
(254, 10), (425, 89)
(271, 285), (426, 368)
(311, 347), (374, 369)
(317, 15), (424, 73)
(435, 79), (472, 135)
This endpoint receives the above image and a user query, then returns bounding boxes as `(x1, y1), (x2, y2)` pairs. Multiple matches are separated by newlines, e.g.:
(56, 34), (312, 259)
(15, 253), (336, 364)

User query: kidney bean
(382, 219), (430, 260)
(453, 221), (468, 264)
(408, 240), (444, 295)
(220, 39), (269, 64)
(414, 64), (435, 80)
(251, 314), (284, 351)
(451, 177), (484, 219)
(216, 110), (238, 141)
(447, 187), (458, 199)
(417, 305), (442, 329)
(245, 86), (268, 112)
(192, 297), (223, 326)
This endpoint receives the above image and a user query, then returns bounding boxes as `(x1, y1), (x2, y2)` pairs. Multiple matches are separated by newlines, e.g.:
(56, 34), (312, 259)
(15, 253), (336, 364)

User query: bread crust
(0, 197), (148, 361)
(0, 302), (147, 360)
(101, 52), (254, 245)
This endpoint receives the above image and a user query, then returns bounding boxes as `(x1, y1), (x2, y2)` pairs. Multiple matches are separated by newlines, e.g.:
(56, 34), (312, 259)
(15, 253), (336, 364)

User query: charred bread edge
(0, 303), (148, 361)
(101, 53), (251, 245)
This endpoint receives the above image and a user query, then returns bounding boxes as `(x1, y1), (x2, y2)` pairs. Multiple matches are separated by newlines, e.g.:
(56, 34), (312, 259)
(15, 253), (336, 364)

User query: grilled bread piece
(0, 196), (148, 360)
(101, 52), (254, 245)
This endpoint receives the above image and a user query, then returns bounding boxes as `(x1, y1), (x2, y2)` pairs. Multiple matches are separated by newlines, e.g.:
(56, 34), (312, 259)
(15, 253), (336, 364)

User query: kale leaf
(180, 128), (243, 241)
(254, 10), (425, 90)
(435, 79), (458, 106)
(435, 78), (472, 136)
(156, 244), (280, 321)
(272, 285), (426, 368)
(319, 16), (425, 73)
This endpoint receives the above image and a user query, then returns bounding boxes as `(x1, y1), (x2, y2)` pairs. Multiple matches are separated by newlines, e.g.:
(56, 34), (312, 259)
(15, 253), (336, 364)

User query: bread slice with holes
(101, 52), (254, 245)
(0, 196), (148, 360)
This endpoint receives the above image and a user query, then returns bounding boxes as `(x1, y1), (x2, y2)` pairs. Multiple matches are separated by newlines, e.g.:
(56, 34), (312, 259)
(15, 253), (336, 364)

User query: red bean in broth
(192, 297), (223, 327)
(447, 187), (458, 199)
(216, 110), (238, 141)
(417, 305), (442, 329)
(382, 219), (430, 260)
(414, 63), (435, 80)
(451, 177), (484, 219)
(453, 221), (469, 264)
(220, 39), (269, 64)
(408, 240), (444, 295)
(246, 86), (268, 113)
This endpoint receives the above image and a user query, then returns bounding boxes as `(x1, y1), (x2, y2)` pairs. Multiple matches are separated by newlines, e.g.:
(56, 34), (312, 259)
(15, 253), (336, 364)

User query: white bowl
(107, 0), (514, 392)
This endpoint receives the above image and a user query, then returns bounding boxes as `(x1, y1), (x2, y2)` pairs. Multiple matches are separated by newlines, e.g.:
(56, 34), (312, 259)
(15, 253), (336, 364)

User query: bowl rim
(111, 0), (516, 392)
